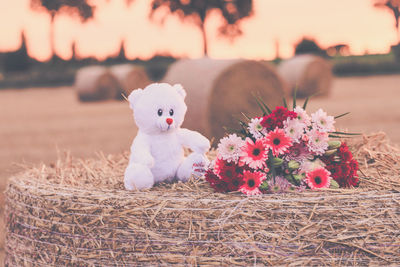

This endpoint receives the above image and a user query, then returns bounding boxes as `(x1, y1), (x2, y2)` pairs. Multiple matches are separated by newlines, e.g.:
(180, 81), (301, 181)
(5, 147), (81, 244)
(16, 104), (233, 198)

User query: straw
(5, 132), (400, 265)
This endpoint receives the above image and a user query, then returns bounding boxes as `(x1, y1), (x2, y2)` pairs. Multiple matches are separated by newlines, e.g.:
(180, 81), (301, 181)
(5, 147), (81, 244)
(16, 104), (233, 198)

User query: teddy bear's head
(128, 83), (187, 134)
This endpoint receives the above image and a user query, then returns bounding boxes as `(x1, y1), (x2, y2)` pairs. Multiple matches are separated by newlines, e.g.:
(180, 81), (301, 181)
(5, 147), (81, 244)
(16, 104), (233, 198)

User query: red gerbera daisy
(205, 170), (229, 193)
(340, 163), (351, 177)
(239, 170), (266, 196)
(215, 158), (243, 177)
(265, 128), (293, 156)
(349, 159), (359, 177)
(212, 158), (244, 191)
(214, 158), (231, 174)
(305, 167), (331, 189)
(240, 138), (269, 169)
(261, 107), (297, 130)
(261, 114), (277, 129)
(345, 175), (359, 187)
(226, 175), (244, 191)
(326, 164), (342, 180)
(338, 143), (352, 162)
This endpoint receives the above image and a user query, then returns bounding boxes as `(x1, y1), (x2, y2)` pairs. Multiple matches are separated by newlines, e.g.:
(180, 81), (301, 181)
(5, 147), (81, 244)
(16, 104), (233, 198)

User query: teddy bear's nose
(166, 118), (173, 125)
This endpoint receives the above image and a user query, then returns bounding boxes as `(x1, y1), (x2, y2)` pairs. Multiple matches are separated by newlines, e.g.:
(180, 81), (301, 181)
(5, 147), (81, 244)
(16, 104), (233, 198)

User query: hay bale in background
(110, 64), (151, 99)
(278, 54), (333, 97)
(163, 58), (285, 142)
(4, 133), (400, 266)
(74, 66), (119, 102)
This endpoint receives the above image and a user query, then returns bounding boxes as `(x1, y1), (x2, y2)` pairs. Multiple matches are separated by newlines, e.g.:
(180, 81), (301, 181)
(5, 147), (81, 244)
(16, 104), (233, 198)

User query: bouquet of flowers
(205, 96), (359, 195)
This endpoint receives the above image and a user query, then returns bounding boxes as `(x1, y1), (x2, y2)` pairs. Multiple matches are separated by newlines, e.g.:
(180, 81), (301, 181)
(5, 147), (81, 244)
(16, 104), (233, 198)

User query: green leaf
(331, 131), (361, 136)
(324, 149), (337, 156)
(268, 150), (277, 183)
(301, 91), (320, 110)
(286, 174), (301, 186)
(329, 134), (345, 138)
(283, 97), (288, 108)
(302, 96), (310, 110)
(330, 179), (339, 189)
(292, 174), (302, 182)
(293, 88), (297, 109)
(256, 95), (272, 114)
(288, 160), (300, 170)
(253, 94), (267, 115)
(334, 112), (350, 119)
(328, 140), (341, 149)
(272, 157), (284, 167)
(259, 180), (269, 191)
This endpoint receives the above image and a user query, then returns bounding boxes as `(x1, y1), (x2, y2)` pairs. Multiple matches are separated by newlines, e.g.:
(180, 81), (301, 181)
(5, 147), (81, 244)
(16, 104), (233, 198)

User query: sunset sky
(0, 0), (397, 61)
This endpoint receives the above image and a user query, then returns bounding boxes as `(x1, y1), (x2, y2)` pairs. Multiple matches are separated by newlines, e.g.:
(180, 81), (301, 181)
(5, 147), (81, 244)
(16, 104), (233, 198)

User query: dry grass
(4, 133), (400, 266)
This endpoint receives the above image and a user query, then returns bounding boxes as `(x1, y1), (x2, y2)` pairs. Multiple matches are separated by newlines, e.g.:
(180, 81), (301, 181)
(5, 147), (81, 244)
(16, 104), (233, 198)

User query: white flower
(217, 134), (245, 163)
(294, 106), (311, 126)
(247, 117), (265, 139)
(306, 129), (329, 155)
(283, 118), (306, 143)
(311, 108), (335, 132)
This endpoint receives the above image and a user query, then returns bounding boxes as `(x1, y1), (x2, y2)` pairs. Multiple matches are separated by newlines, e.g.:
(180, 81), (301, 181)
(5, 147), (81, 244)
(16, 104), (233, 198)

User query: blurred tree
(326, 44), (350, 57)
(71, 41), (78, 61)
(374, 0), (400, 44)
(3, 31), (31, 72)
(150, 0), (253, 56)
(31, 0), (95, 60)
(116, 40), (127, 62)
(294, 37), (327, 57)
(104, 40), (128, 64)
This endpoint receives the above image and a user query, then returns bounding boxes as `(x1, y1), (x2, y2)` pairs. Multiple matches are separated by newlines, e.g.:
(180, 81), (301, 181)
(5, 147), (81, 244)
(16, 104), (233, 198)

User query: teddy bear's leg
(176, 153), (209, 182)
(124, 163), (154, 190)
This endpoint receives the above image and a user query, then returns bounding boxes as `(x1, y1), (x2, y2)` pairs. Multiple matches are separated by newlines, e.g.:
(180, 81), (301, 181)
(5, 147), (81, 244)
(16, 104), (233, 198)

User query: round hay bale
(110, 64), (151, 99)
(5, 133), (400, 266)
(278, 54), (333, 98)
(162, 58), (285, 142)
(74, 66), (119, 102)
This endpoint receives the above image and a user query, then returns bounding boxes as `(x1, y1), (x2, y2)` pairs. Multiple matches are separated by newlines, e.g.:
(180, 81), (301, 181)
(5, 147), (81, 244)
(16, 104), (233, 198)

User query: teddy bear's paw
(189, 137), (211, 154)
(177, 153), (209, 182)
(124, 163), (154, 190)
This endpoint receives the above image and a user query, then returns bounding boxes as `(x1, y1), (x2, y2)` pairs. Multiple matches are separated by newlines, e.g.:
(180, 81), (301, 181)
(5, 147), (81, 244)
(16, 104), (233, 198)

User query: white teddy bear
(124, 83), (211, 190)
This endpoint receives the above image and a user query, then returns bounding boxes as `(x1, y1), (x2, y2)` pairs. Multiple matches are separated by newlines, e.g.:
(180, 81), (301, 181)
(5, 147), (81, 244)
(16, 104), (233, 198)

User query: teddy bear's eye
(157, 109), (163, 116)
(169, 109), (174, 116)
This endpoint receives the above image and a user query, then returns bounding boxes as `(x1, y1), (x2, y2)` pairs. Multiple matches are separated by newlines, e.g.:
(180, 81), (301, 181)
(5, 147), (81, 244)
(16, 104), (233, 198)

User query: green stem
(268, 150), (276, 184)
(289, 173), (299, 186)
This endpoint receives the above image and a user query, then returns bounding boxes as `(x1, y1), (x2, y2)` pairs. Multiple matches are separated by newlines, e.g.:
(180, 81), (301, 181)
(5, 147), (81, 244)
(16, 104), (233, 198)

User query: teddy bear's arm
(129, 132), (154, 168)
(177, 128), (210, 154)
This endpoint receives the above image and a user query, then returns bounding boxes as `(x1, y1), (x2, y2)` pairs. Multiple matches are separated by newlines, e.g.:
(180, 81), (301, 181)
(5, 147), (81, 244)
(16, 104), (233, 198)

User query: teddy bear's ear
(128, 88), (143, 110)
(173, 84), (186, 99)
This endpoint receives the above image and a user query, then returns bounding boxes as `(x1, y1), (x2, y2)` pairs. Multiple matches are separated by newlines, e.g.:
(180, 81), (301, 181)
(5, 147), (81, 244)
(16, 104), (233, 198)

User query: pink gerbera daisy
(240, 138), (269, 169)
(294, 106), (311, 126)
(284, 142), (311, 163)
(239, 170), (266, 196)
(305, 167), (331, 189)
(307, 129), (329, 155)
(311, 108), (335, 132)
(265, 128), (293, 156)
(217, 134), (245, 163)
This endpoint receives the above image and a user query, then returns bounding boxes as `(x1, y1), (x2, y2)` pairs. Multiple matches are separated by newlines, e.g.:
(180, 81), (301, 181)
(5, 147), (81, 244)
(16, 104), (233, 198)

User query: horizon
(0, 0), (398, 61)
